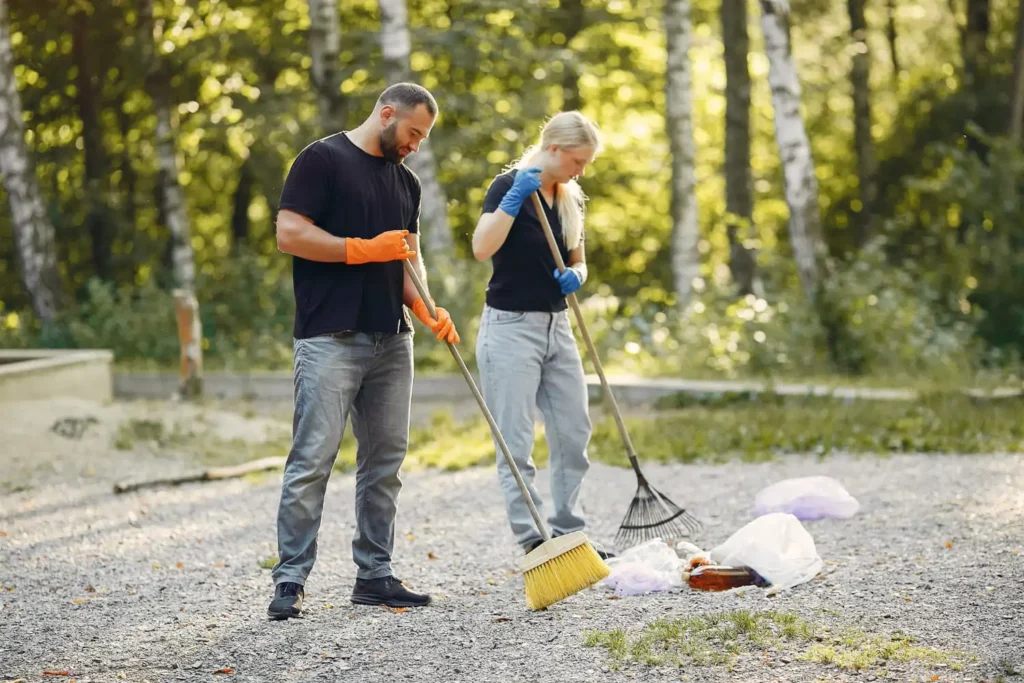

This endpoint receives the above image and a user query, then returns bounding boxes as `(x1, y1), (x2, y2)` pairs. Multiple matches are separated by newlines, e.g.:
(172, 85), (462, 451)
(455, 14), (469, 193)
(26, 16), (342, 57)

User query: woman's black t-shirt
(480, 170), (575, 312)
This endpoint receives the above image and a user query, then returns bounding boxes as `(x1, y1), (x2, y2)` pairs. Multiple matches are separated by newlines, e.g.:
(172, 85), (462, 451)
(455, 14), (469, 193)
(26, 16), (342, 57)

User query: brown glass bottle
(687, 565), (765, 591)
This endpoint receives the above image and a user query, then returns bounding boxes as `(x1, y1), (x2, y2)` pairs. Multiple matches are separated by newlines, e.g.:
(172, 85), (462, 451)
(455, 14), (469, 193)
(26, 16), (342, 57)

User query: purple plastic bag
(754, 476), (860, 520)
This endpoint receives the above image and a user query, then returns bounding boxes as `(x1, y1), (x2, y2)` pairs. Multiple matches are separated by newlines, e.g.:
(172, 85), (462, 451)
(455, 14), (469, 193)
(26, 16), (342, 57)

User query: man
(268, 83), (460, 620)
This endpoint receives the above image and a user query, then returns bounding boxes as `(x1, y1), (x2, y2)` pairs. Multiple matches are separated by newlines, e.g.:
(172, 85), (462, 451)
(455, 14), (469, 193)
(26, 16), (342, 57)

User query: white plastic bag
(709, 512), (823, 593)
(600, 538), (686, 597)
(754, 476), (860, 521)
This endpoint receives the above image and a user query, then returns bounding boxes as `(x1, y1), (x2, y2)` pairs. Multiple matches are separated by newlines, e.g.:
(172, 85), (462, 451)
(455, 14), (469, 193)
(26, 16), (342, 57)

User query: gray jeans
(272, 331), (413, 586)
(475, 305), (592, 550)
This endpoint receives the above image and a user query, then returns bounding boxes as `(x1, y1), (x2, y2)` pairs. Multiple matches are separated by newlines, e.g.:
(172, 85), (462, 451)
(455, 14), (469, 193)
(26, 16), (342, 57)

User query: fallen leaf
(385, 606), (410, 613)
(406, 534), (415, 541)
(479, 591), (488, 596)
(607, 596), (620, 600)
(213, 560), (226, 568)
(213, 667), (234, 675)
(0, 530), (7, 537)
(945, 541), (953, 549)
(117, 673), (127, 679)
(84, 585), (95, 593)
(325, 603), (334, 609)
(427, 552), (438, 560)
(904, 596), (912, 602)
(73, 598), (88, 604)
(176, 562), (183, 569)
(152, 563), (161, 569)
(42, 671), (70, 677)
(486, 578), (496, 585)
(930, 676), (939, 682)
(494, 616), (510, 622)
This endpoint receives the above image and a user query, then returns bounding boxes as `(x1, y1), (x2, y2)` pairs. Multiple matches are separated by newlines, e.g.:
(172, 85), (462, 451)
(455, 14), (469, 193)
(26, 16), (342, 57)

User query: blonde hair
(510, 111), (602, 250)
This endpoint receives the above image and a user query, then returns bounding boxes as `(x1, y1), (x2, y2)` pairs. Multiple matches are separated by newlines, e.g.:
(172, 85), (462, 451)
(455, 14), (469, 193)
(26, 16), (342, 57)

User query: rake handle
(530, 193), (644, 480)
(402, 259), (551, 542)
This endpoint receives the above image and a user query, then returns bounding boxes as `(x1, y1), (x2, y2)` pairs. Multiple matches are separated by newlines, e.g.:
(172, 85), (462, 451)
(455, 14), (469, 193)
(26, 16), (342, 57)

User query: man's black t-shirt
(481, 170), (575, 312)
(278, 133), (421, 338)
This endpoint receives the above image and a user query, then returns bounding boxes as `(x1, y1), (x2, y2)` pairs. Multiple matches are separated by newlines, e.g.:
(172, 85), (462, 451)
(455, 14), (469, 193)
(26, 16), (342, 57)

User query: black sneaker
(350, 576), (431, 608)
(267, 581), (304, 620)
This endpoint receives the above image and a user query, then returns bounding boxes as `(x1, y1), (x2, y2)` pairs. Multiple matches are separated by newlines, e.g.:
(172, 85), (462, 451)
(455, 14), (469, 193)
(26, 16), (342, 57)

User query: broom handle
(530, 193), (645, 480)
(402, 259), (551, 543)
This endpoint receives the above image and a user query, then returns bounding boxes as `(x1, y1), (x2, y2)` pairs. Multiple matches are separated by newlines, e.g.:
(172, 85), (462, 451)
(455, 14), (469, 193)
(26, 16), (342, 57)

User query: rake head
(614, 479), (703, 551)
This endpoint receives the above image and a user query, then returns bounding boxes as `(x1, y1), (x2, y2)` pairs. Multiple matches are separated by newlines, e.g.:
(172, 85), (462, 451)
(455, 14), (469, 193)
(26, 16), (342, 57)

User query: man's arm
(276, 209), (348, 262)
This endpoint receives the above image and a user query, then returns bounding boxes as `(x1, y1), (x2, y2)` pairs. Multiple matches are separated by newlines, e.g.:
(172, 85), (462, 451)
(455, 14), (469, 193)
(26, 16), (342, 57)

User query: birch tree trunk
(722, 0), (757, 295)
(139, 0), (201, 396)
(378, 0), (453, 259)
(308, 0), (344, 133)
(759, 0), (826, 299)
(665, 0), (700, 308)
(848, 0), (878, 246)
(1009, 0), (1024, 142)
(139, 0), (195, 293)
(0, 0), (65, 322)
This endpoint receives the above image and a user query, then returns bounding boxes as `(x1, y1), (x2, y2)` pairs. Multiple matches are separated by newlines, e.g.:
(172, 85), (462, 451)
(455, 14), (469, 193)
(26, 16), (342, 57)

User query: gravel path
(2, 402), (1023, 682)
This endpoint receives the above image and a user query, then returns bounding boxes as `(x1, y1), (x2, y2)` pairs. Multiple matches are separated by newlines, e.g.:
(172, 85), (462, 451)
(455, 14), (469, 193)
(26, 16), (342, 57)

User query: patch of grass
(584, 610), (972, 674)
(800, 630), (969, 671)
(113, 418), (184, 451)
(257, 555), (278, 570)
(591, 393), (1024, 464)
(585, 610), (814, 668)
(333, 410), (549, 473)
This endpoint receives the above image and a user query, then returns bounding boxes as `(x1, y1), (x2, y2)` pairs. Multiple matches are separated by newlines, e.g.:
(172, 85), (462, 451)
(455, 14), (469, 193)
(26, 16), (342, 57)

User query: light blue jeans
(272, 331), (413, 586)
(475, 305), (592, 550)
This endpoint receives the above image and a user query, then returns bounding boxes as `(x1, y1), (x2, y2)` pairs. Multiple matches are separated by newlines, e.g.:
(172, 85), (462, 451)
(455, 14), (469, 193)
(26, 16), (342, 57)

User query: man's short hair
(379, 83), (438, 118)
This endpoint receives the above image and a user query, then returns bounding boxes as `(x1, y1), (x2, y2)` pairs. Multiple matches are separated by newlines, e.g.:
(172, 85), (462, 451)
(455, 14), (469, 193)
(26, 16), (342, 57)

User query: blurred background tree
(1, 0), (1022, 386)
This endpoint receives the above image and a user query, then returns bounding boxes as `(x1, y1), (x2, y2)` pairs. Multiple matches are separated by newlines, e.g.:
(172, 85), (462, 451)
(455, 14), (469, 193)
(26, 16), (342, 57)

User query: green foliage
(1, 0), (1023, 384)
(588, 392), (1024, 465)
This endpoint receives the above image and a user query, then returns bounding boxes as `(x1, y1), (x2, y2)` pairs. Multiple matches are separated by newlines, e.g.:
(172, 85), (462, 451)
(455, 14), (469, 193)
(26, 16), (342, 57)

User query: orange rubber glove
(344, 230), (415, 265)
(411, 298), (460, 344)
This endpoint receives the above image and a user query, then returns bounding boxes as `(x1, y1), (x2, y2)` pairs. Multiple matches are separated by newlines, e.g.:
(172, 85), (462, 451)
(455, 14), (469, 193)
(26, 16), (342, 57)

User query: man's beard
(379, 124), (404, 165)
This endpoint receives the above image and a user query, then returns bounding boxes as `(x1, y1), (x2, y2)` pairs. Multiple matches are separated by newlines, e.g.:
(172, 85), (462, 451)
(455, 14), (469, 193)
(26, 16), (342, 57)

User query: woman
(471, 111), (613, 559)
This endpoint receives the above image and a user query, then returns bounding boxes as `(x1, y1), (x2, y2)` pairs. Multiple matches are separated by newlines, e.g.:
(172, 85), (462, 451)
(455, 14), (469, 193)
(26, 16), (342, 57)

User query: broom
(529, 193), (704, 550)
(402, 259), (609, 610)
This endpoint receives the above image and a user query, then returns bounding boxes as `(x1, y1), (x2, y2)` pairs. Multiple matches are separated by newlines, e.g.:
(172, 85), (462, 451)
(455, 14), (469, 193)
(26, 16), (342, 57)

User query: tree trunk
(139, 0), (195, 292)
(886, 0), (901, 76)
(963, 0), (990, 87)
(1010, 0), (1024, 142)
(560, 0), (585, 111)
(308, 0), (344, 133)
(231, 157), (253, 248)
(759, 0), (826, 299)
(722, 0), (757, 296)
(848, 0), (878, 247)
(116, 102), (138, 229)
(378, 0), (454, 259)
(72, 4), (113, 281)
(665, 0), (701, 307)
(0, 0), (66, 322)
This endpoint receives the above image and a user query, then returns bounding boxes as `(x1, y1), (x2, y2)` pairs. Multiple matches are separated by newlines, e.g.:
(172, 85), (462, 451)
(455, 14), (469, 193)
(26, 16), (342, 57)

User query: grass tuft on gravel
(584, 610), (972, 673)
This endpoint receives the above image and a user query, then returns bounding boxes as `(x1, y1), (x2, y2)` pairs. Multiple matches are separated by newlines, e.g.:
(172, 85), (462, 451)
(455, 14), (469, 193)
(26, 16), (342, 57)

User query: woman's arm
(471, 209), (516, 261)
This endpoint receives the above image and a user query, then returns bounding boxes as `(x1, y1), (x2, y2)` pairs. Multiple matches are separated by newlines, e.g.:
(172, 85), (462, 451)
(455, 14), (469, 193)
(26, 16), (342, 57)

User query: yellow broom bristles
(522, 540), (610, 611)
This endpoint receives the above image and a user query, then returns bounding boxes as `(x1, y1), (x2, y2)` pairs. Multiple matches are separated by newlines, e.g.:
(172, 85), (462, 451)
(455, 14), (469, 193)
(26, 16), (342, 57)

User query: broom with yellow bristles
(402, 260), (610, 610)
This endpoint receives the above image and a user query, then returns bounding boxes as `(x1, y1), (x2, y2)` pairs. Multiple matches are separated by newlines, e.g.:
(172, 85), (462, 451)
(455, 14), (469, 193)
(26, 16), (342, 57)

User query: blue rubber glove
(497, 167), (543, 218)
(554, 266), (582, 295)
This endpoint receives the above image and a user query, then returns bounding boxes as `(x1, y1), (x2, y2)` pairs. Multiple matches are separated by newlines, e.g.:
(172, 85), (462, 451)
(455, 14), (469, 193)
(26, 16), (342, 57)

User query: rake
(529, 192), (703, 550)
